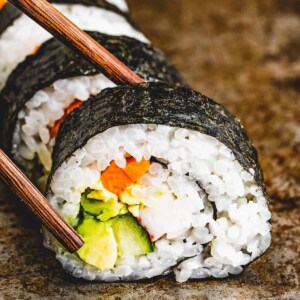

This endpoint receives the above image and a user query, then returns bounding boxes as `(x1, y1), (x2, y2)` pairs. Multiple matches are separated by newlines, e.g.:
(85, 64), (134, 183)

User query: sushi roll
(0, 32), (184, 188)
(44, 82), (271, 282)
(0, 0), (147, 89)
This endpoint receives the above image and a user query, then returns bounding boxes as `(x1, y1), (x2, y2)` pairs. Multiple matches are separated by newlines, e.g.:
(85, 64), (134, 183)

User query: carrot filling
(31, 45), (41, 55)
(0, 0), (7, 9)
(123, 157), (150, 182)
(50, 100), (83, 138)
(101, 157), (150, 195)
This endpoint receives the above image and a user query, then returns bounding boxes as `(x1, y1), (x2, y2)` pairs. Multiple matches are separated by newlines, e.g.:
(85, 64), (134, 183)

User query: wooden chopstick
(2, 0), (146, 252)
(0, 150), (84, 252)
(8, 0), (145, 84)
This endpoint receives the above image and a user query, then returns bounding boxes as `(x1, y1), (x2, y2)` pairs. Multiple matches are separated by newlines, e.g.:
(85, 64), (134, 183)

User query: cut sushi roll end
(44, 83), (271, 282)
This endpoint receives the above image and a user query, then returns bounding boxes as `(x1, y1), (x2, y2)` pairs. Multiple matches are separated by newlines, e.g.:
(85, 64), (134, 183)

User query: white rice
(0, 3), (148, 89)
(45, 124), (271, 282)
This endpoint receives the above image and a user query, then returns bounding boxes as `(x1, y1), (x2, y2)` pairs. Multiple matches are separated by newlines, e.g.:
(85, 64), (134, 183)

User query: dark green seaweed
(0, 32), (184, 152)
(0, 3), (21, 35)
(0, 0), (134, 35)
(48, 82), (264, 193)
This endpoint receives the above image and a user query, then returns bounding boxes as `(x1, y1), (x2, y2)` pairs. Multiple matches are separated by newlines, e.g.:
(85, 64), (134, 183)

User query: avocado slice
(109, 213), (154, 258)
(77, 217), (118, 270)
(81, 194), (127, 221)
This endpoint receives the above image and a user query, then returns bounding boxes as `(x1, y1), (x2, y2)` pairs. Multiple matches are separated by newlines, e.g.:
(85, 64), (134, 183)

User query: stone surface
(0, 0), (299, 299)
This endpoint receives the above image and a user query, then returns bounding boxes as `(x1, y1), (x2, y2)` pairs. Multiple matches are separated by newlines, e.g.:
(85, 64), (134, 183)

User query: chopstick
(0, 150), (84, 252)
(2, 0), (146, 252)
(8, 0), (145, 84)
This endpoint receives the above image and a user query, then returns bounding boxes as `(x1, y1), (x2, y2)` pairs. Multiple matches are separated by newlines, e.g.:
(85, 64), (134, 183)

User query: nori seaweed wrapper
(0, 0), (134, 35)
(0, 32), (184, 153)
(0, 3), (21, 35)
(48, 82), (264, 193)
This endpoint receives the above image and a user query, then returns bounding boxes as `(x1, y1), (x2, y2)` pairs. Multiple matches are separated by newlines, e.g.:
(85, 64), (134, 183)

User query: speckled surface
(0, 0), (299, 299)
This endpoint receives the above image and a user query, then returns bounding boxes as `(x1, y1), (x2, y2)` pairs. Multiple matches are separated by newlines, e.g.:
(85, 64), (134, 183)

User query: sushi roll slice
(0, 0), (147, 89)
(0, 32), (184, 188)
(44, 82), (271, 282)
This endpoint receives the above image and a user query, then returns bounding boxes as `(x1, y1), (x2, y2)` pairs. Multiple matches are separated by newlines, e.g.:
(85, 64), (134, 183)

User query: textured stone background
(0, 0), (299, 299)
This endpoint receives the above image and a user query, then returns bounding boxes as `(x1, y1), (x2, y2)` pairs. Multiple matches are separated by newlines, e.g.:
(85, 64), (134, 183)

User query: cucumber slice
(109, 213), (154, 258)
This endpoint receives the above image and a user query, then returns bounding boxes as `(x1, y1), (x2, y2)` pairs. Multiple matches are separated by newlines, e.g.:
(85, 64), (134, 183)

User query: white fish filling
(0, 3), (148, 89)
(45, 124), (271, 282)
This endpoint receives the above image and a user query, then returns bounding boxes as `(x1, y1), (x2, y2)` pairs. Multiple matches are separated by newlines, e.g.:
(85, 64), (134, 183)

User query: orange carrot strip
(65, 100), (82, 115)
(0, 0), (7, 9)
(50, 100), (82, 138)
(101, 161), (133, 195)
(101, 157), (150, 195)
(31, 45), (40, 55)
(123, 157), (150, 182)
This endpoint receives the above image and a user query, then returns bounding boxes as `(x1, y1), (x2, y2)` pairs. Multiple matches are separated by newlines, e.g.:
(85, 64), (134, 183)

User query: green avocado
(81, 194), (127, 221)
(109, 213), (154, 258)
(77, 199), (154, 270)
(77, 217), (118, 270)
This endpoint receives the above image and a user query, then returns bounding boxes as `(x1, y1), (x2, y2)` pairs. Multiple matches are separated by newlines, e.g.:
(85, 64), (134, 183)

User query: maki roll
(45, 82), (271, 282)
(0, 32), (183, 188)
(0, 0), (147, 88)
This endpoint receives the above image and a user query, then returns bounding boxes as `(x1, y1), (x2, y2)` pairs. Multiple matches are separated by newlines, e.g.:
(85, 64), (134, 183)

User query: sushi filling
(46, 124), (271, 282)
(71, 156), (208, 271)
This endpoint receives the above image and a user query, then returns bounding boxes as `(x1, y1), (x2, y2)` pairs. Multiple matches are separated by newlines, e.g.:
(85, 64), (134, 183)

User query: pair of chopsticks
(0, 0), (145, 253)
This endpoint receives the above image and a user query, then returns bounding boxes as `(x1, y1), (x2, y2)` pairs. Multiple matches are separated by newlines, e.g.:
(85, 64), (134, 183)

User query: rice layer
(46, 124), (271, 282)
